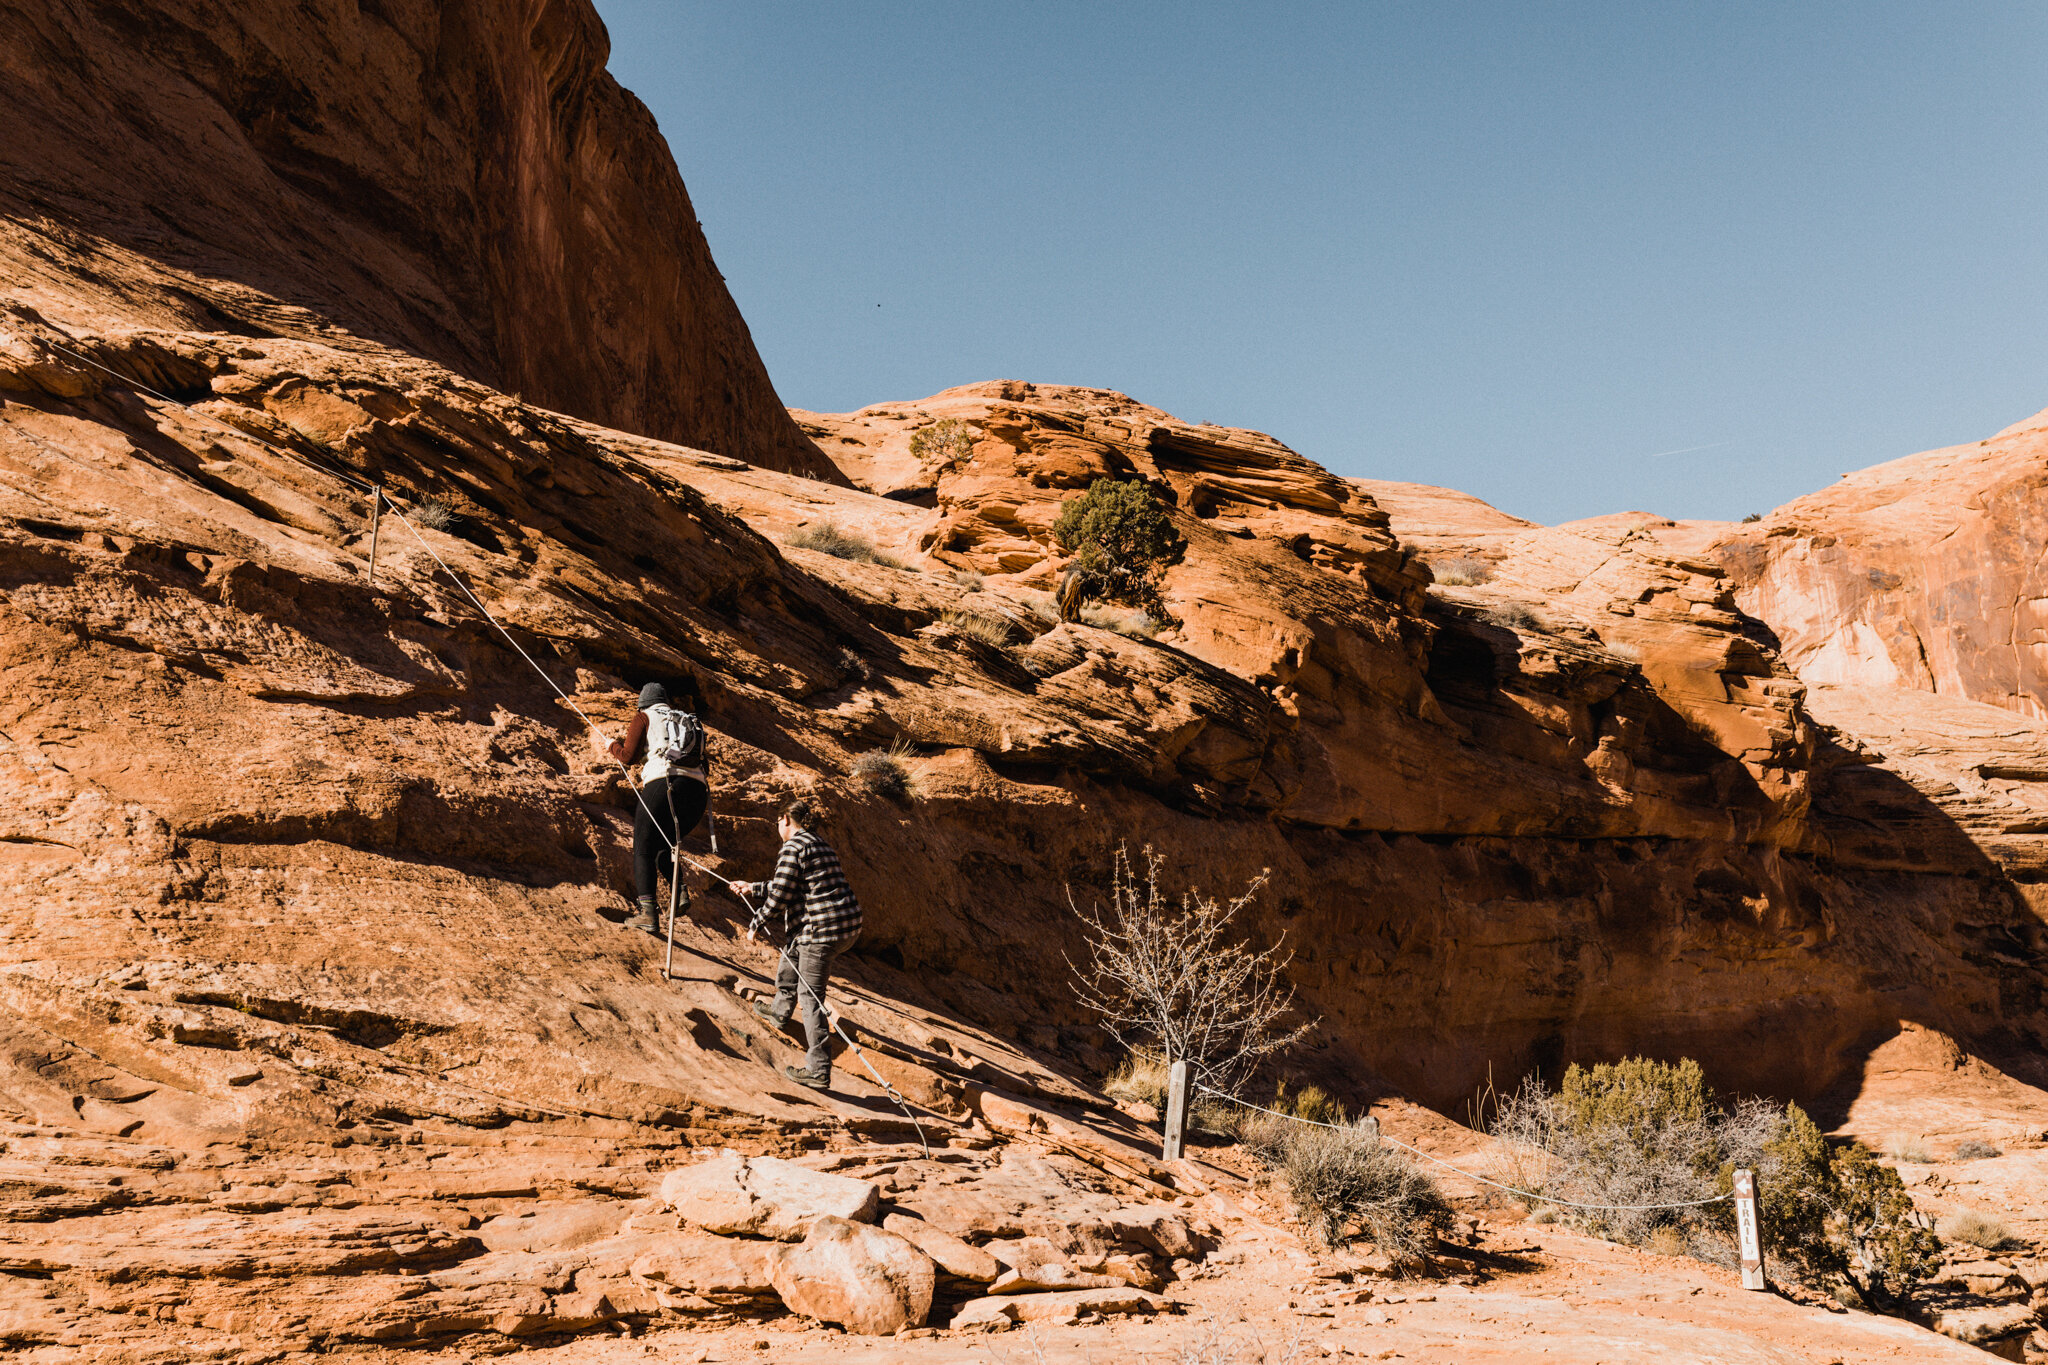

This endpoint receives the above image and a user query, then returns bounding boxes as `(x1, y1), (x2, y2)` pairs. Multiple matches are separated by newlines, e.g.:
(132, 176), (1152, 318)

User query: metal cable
(1197, 1083), (1732, 1212)
(26, 329), (936, 1156)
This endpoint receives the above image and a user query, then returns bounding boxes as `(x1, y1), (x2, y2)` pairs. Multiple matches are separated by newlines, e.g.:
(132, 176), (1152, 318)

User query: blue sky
(594, 2), (2048, 525)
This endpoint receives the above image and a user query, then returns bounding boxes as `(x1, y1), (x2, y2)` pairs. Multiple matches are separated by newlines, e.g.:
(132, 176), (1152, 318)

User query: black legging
(633, 775), (708, 900)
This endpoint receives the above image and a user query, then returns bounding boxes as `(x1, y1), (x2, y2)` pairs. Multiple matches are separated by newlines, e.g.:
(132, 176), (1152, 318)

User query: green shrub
(1493, 1061), (1945, 1311)
(1051, 478), (1183, 618)
(909, 417), (975, 471)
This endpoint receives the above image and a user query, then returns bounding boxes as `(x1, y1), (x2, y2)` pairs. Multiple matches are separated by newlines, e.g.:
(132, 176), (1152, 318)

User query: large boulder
(767, 1216), (935, 1336)
(658, 1151), (881, 1240)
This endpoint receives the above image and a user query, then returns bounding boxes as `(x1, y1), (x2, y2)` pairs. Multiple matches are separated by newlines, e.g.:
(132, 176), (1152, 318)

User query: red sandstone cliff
(4, 7), (2048, 1357)
(0, 0), (835, 476)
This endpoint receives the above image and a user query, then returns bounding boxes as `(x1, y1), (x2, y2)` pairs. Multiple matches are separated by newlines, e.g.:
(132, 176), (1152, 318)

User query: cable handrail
(1196, 1082), (1733, 1212)
(20, 329), (935, 1156)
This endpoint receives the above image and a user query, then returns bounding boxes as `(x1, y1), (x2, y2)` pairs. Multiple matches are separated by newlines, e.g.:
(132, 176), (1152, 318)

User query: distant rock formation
(1713, 406), (2048, 717)
(0, 0), (835, 476)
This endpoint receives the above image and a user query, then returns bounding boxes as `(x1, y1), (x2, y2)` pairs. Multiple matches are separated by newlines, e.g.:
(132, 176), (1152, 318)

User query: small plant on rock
(1051, 477), (1184, 619)
(1951, 1139), (2002, 1161)
(411, 497), (458, 530)
(1068, 845), (1312, 1099)
(910, 417), (976, 472)
(849, 738), (918, 800)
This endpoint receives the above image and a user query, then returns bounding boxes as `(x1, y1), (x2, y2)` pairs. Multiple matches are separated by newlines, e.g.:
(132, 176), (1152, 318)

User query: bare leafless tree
(1068, 844), (1314, 1097)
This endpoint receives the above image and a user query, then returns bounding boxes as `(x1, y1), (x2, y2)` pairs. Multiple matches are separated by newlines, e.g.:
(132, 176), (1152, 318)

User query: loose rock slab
(768, 1215), (934, 1335)
(659, 1151), (880, 1240)
(951, 1285), (1166, 1328)
(882, 1213), (1001, 1283)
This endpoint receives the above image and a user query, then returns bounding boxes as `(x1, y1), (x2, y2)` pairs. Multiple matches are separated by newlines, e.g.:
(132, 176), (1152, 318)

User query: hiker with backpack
(734, 797), (862, 1092)
(591, 682), (708, 936)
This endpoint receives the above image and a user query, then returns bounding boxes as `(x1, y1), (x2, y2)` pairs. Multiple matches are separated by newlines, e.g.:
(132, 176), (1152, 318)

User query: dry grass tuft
(1951, 1139), (2002, 1161)
(1431, 556), (1493, 586)
(411, 498), (458, 530)
(939, 606), (1019, 646)
(1939, 1208), (2018, 1251)
(1104, 1054), (1169, 1112)
(1887, 1135), (1934, 1164)
(849, 737), (918, 800)
(787, 521), (910, 569)
(1079, 603), (1161, 638)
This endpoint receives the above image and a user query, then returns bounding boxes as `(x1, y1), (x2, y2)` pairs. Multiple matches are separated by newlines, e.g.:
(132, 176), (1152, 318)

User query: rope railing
(13, 330), (936, 1156)
(1195, 1081), (1733, 1213)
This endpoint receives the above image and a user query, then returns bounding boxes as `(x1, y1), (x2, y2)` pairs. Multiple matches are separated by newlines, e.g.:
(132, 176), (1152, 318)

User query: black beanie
(638, 682), (668, 710)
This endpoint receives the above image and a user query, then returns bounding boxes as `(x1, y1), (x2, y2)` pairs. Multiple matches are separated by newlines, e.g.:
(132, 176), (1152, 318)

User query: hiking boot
(751, 999), (794, 1032)
(784, 1064), (829, 1092)
(625, 897), (659, 935)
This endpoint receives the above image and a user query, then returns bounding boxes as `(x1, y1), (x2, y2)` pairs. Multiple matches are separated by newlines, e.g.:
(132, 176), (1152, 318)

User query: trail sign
(1733, 1167), (1767, 1291)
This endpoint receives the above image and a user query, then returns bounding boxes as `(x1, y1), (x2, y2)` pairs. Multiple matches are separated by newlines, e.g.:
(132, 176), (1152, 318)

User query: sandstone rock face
(1712, 408), (2048, 717)
(0, 0), (832, 476)
(766, 1215), (934, 1335)
(659, 1152), (881, 1239)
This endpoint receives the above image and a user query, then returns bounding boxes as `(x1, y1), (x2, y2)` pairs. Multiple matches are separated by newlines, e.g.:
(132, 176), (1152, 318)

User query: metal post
(663, 849), (679, 981)
(1733, 1167), (1768, 1291)
(366, 485), (383, 584)
(1162, 1058), (1191, 1161)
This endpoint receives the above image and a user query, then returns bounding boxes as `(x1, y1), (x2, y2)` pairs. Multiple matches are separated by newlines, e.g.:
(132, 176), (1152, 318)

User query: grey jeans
(770, 935), (855, 1074)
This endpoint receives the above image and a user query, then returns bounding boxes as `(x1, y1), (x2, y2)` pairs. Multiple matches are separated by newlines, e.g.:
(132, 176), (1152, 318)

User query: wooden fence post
(1162, 1059), (1190, 1161)
(366, 486), (383, 585)
(1733, 1167), (1768, 1291)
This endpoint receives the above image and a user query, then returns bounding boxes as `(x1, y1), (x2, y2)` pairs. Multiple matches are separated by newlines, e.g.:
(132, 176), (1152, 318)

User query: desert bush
(1105, 1053), (1169, 1112)
(938, 606), (1018, 645)
(1431, 556), (1493, 586)
(1491, 1061), (1944, 1310)
(950, 567), (984, 592)
(1260, 1120), (1451, 1258)
(1079, 603), (1161, 638)
(1051, 478), (1183, 618)
(1887, 1135), (1933, 1164)
(849, 741), (915, 800)
(1951, 1139), (2002, 1161)
(1272, 1080), (1347, 1127)
(909, 417), (975, 471)
(1645, 1225), (1689, 1257)
(787, 521), (909, 568)
(1741, 512), (1763, 523)
(1068, 845), (1312, 1098)
(411, 497), (458, 530)
(1938, 1208), (2017, 1252)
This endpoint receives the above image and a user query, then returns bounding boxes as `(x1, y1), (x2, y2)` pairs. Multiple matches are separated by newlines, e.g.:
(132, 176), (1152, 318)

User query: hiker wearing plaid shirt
(736, 798), (862, 1091)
